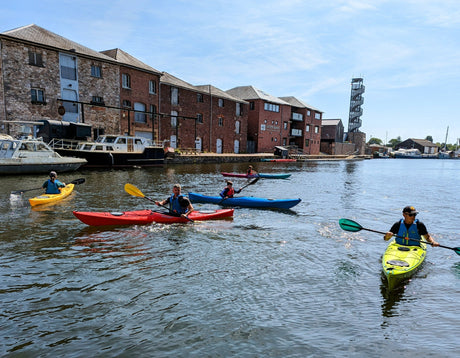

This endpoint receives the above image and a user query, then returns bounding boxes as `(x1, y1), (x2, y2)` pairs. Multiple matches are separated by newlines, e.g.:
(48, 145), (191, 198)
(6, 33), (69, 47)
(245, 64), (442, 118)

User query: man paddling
(384, 206), (439, 247)
(42, 171), (66, 194)
(155, 183), (194, 219)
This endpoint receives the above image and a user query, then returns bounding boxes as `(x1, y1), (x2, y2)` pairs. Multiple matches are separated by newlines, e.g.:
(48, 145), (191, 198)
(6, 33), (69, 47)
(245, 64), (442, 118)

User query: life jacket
(396, 219), (421, 246)
(44, 179), (62, 194)
(220, 187), (235, 198)
(169, 193), (187, 214)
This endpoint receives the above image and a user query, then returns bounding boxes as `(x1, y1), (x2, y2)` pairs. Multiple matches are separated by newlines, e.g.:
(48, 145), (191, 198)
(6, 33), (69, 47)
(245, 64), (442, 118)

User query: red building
(101, 49), (161, 140)
(159, 73), (248, 153)
(226, 86), (291, 153)
(279, 96), (322, 155)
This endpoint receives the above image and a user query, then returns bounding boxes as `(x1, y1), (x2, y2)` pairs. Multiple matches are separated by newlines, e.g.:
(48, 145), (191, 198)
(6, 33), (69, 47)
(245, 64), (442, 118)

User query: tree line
(367, 136), (459, 151)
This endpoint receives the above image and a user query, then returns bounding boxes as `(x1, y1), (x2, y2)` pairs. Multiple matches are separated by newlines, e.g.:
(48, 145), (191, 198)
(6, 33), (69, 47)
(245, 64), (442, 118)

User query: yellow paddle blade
(124, 183), (145, 198)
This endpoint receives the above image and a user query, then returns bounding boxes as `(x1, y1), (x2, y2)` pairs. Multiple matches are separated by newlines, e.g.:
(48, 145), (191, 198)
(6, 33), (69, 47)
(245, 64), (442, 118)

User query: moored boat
(221, 172), (291, 179)
(50, 134), (164, 167)
(73, 208), (234, 226)
(260, 158), (297, 162)
(0, 135), (87, 175)
(29, 183), (75, 207)
(382, 239), (427, 290)
(188, 192), (301, 209)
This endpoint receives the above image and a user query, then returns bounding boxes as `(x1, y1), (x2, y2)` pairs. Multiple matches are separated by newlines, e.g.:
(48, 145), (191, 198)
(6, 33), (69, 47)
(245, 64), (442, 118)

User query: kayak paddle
(124, 183), (194, 222)
(219, 177), (260, 204)
(339, 218), (460, 255)
(11, 178), (86, 195)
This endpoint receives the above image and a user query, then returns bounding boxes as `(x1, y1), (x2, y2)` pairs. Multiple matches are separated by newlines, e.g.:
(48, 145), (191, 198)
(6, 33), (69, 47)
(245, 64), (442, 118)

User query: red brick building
(101, 49), (161, 141)
(159, 72), (248, 153)
(226, 86), (291, 153)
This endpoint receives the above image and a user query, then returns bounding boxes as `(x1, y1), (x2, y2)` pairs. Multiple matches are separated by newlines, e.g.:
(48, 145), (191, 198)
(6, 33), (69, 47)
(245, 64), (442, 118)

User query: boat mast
(443, 126), (449, 151)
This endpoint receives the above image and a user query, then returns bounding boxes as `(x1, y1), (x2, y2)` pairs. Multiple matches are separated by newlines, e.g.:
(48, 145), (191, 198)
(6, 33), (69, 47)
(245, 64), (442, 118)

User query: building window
(171, 87), (179, 105)
(315, 113), (321, 120)
(91, 65), (102, 78)
(150, 104), (157, 117)
(250, 101), (255, 110)
(236, 103), (242, 116)
(218, 117), (223, 126)
(305, 139), (310, 147)
(283, 121), (288, 130)
(197, 113), (203, 123)
(306, 124), (310, 132)
(315, 126), (319, 133)
(134, 102), (146, 123)
(264, 102), (280, 112)
(28, 51), (43, 66)
(31, 88), (46, 104)
(122, 100), (131, 108)
(307, 110), (311, 116)
(197, 93), (204, 103)
(91, 96), (104, 105)
(171, 111), (178, 127)
(218, 98), (224, 107)
(149, 80), (156, 94)
(122, 73), (131, 89)
(235, 121), (240, 134)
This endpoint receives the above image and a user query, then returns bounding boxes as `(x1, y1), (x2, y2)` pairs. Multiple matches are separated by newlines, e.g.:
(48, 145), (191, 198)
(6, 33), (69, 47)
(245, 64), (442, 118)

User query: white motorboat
(49, 134), (164, 167)
(0, 134), (87, 175)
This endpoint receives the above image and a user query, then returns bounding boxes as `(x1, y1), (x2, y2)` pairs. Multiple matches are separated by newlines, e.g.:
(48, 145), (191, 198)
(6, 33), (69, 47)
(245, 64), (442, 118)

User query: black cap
(49, 171), (57, 178)
(403, 206), (418, 215)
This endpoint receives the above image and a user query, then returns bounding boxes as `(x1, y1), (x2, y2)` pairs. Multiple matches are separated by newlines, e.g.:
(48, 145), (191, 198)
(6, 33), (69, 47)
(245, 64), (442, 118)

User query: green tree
(388, 136), (402, 148)
(368, 137), (383, 145)
(425, 135), (433, 142)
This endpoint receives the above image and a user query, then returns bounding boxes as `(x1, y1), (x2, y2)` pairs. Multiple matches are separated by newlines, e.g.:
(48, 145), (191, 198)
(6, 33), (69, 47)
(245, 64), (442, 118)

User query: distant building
(321, 119), (354, 155)
(279, 96), (322, 155)
(394, 138), (439, 155)
(226, 86), (291, 153)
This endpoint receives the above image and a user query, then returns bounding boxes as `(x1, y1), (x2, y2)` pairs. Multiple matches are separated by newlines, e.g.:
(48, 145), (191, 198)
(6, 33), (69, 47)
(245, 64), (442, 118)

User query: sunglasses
(407, 213), (417, 217)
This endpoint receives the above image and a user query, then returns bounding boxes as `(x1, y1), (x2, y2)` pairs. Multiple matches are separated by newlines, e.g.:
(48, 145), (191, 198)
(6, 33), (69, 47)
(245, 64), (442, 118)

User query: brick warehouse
(1, 24), (323, 154)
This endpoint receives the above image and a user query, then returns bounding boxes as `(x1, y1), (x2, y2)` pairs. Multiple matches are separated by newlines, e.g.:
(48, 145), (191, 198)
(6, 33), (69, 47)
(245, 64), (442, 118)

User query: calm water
(1, 159), (459, 357)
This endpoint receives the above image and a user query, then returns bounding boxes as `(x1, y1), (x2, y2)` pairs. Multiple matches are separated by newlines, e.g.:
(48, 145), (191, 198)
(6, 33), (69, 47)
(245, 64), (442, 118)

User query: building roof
(226, 86), (290, 105)
(1, 24), (115, 62)
(322, 119), (342, 126)
(100, 48), (161, 74)
(406, 138), (439, 147)
(195, 85), (247, 103)
(160, 71), (204, 92)
(279, 96), (323, 112)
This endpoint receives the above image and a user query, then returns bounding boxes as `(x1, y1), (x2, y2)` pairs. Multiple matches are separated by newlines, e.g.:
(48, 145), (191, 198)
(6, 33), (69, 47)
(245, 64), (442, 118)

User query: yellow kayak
(29, 183), (75, 207)
(382, 239), (427, 290)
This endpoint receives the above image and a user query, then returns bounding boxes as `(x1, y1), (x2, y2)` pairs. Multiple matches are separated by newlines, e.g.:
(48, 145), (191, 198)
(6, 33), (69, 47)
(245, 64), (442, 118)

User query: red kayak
(73, 209), (234, 226)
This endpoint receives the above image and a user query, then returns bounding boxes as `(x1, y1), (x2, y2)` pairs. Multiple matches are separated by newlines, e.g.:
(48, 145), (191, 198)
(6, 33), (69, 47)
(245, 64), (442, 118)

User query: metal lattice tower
(348, 78), (365, 133)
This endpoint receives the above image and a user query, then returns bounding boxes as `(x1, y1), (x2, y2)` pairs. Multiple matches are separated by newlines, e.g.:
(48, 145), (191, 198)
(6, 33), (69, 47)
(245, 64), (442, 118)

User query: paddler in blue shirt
(42, 171), (66, 194)
(155, 183), (194, 218)
(384, 206), (439, 247)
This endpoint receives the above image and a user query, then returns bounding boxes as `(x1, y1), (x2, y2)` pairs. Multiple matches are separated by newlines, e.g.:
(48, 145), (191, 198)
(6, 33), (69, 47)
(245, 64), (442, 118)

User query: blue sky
(2, 0), (460, 144)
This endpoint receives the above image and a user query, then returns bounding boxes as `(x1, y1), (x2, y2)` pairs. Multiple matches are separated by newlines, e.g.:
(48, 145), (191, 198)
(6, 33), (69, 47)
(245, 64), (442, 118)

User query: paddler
(155, 183), (194, 218)
(42, 171), (66, 194)
(219, 180), (242, 199)
(384, 206), (439, 247)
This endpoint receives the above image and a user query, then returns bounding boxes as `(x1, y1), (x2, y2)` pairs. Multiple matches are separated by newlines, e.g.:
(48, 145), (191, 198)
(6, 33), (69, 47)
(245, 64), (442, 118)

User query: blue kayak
(188, 192), (301, 209)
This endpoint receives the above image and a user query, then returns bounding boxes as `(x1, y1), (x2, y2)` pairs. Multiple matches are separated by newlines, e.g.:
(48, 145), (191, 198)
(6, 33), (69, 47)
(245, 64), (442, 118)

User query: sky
(2, 0), (460, 144)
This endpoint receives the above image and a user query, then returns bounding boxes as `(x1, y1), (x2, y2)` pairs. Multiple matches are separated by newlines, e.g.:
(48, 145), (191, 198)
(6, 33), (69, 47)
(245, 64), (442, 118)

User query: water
(1, 159), (459, 357)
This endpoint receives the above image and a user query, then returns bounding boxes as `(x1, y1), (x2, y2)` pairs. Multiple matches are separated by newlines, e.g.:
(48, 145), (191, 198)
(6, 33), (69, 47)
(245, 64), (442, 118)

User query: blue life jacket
(43, 179), (64, 194)
(396, 219), (421, 246)
(169, 193), (187, 214)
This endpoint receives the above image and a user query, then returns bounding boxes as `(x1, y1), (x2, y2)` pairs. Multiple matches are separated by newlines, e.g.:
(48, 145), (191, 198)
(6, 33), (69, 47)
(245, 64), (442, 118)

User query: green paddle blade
(339, 218), (363, 232)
